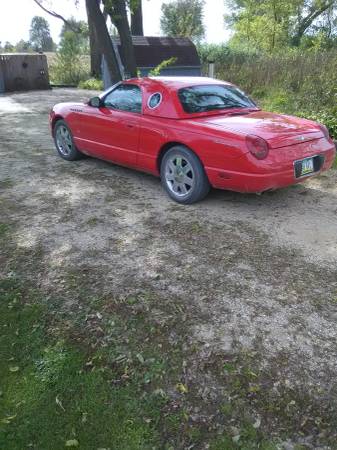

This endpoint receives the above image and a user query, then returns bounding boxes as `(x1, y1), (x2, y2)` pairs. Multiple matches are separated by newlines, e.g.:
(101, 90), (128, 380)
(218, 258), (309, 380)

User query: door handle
(125, 121), (137, 129)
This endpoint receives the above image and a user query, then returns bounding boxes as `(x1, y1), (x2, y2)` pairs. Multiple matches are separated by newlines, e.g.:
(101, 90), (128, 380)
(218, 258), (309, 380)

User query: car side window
(103, 84), (142, 114)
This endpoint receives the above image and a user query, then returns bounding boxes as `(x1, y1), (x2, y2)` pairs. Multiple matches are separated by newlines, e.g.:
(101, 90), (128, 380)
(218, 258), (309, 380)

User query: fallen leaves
(1, 414), (17, 425)
(65, 439), (79, 447)
(56, 395), (65, 412)
(176, 383), (188, 394)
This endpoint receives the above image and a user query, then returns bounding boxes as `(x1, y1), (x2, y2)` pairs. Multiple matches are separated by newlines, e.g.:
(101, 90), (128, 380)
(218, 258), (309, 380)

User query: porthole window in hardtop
(148, 92), (162, 109)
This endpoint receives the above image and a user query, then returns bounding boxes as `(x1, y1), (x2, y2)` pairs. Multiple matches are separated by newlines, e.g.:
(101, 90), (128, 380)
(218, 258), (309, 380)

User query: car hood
(193, 111), (323, 149)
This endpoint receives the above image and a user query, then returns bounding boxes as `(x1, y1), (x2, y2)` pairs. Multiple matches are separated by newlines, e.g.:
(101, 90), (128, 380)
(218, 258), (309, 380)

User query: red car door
(74, 83), (142, 168)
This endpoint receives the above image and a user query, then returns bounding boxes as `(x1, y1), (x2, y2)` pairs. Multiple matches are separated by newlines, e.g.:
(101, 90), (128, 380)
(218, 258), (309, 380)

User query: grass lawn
(0, 276), (279, 449)
(0, 279), (164, 449)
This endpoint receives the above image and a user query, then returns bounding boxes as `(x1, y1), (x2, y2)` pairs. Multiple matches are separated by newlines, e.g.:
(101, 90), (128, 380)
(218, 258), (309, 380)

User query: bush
(78, 78), (103, 90)
(198, 44), (337, 141)
(148, 57), (178, 76)
(49, 31), (89, 85)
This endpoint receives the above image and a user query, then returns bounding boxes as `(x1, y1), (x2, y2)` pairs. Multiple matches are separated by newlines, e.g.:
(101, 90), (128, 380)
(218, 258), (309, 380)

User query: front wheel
(54, 120), (83, 161)
(160, 146), (210, 204)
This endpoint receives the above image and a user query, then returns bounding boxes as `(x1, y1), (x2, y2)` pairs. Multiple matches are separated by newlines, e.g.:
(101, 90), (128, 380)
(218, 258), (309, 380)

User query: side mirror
(88, 96), (102, 108)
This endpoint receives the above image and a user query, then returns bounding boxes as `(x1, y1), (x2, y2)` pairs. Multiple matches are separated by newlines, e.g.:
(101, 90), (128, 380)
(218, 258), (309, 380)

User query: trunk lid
(195, 111), (323, 149)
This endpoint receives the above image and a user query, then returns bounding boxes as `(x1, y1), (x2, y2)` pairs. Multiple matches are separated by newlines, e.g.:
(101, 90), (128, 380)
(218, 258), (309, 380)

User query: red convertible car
(50, 77), (336, 203)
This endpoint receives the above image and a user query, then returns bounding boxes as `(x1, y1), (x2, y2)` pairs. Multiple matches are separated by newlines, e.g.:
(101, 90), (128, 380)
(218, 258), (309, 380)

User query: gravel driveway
(1, 89), (337, 448)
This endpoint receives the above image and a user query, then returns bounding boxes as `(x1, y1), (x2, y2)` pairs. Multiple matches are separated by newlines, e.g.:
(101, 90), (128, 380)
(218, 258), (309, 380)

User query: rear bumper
(206, 146), (336, 193)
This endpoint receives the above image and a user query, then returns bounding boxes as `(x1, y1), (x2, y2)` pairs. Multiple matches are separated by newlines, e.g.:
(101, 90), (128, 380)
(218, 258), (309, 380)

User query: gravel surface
(1, 88), (337, 448)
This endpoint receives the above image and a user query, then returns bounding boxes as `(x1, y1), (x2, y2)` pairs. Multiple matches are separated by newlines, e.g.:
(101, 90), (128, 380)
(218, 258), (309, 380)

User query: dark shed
(102, 36), (201, 89)
(0, 53), (50, 93)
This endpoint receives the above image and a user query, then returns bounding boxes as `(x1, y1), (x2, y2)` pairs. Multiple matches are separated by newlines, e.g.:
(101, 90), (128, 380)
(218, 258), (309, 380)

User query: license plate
(296, 157), (314, 177)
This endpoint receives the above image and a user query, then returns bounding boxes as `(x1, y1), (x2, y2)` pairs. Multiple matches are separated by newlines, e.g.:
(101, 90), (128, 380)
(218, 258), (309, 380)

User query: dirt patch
(1, 88), (337, 448)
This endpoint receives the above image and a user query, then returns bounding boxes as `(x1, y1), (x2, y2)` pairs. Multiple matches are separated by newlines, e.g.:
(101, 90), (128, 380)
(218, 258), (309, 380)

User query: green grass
(0, 178), (14, 189)
(0, 223), (10, 237)
(0, 277), (218, 448)
(0, 279), (163, 449)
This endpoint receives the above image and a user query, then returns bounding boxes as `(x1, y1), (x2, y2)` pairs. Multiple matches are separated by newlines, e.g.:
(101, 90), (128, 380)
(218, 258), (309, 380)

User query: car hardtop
(98, 77), (255, 120)
(124, 76), (233, 91)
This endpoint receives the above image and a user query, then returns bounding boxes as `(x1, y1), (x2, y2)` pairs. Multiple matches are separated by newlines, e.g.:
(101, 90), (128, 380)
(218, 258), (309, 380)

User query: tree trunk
(291, 1), (335, 46)
(103, 0), (138, 78)
(86, 3), (102, 78)
(131, 0), (144, 36)
(85, 0), (122, 83)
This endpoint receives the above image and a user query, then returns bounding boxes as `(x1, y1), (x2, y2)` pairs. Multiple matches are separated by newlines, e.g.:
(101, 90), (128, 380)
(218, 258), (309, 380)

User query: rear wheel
(160, 146), (210, 204)
(54, 120), (82, 161)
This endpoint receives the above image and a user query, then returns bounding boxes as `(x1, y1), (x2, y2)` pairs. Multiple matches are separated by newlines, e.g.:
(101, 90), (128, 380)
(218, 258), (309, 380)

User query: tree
(103, 0), (138, 77)
(291, 0), (336, 46)
(131, 0), (144, 35)
(225, 0), (337, 51)
(85, 0), (122, 82)
(60, 18), (90, 54)
(2, 41), (15, 53)
(32, 0), (121, 82)
(15, 40), (33, 52)
(32, 0), (138, 82)
(32, 0), (82, 32)
(52, 31), (88, 84)
(29, 16), (55, 51)
(160, 0), (205, 42)
(85, 5), (102, 78)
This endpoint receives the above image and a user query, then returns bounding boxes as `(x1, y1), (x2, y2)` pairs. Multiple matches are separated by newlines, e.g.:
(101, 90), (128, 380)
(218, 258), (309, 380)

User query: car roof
(121, 76), (236, 119)
(127, 76), (232, 90)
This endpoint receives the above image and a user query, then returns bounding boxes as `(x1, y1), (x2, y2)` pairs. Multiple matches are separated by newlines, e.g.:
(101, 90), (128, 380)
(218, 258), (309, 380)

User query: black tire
(53, 120), (83, 161)
(160, 145), (210, 204)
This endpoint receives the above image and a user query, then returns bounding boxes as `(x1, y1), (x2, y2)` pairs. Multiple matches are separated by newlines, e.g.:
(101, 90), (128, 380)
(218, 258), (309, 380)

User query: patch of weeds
(104, 194), (115, 203)
(220, 402), (233, 417)
(208, 349), (337, 448)
(0, 223), (10, 237)
(211, 424), (276, 450)
(86, 216), (102, 227)
(0, 178), (14, 189)
(188, 221), (204, 234)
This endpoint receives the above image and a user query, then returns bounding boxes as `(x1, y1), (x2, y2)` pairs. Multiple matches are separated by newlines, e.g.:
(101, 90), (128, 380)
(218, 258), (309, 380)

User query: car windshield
(178, 84), (256, 113)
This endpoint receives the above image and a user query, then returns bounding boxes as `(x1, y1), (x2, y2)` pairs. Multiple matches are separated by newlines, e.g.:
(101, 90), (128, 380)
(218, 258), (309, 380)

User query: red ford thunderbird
(50, 77), (336, 204)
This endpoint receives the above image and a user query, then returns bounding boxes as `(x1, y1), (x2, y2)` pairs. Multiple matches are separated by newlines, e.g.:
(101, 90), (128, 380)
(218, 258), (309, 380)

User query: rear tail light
(319, 124), (333, 143)
(246, 135), (269, 160)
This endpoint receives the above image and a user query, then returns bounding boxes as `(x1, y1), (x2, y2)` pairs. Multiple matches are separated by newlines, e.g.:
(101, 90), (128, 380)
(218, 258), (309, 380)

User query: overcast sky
(0, 0), (230, 45)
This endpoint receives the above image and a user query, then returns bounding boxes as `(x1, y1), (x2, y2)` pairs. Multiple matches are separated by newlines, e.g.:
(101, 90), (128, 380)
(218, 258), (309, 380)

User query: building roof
(0, 53), (44, 56)
(114, 36), (201, 68)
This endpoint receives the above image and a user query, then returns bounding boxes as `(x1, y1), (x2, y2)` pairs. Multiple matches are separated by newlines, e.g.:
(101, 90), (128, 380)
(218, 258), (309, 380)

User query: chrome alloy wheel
(164, 155), (195, 197)
(55, 125), (73, 156)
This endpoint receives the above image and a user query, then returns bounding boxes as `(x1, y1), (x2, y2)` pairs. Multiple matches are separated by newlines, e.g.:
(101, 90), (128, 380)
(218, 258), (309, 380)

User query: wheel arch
(51, 115), (65, 136)
(157, 141), (207, 173)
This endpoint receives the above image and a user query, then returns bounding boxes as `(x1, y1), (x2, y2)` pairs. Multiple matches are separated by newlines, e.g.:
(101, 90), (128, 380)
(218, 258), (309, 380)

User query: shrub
(78, 78), (103, 90)
(49, 31), (89, 85)
(148, 57), (178, 76)
(198, 44), (337, 141)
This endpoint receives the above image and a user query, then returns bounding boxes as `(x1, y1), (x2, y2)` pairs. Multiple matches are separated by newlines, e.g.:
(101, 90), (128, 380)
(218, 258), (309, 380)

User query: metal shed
(0, 53), (50, 93)
(103, 36), (201, 89)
